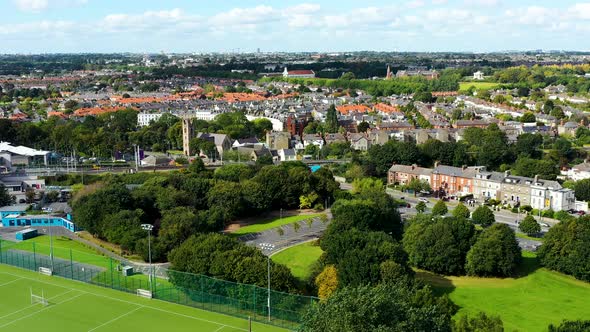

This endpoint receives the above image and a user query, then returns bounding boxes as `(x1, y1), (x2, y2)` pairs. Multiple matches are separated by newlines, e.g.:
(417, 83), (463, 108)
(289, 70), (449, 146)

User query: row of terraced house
(388, 163), (576, 212)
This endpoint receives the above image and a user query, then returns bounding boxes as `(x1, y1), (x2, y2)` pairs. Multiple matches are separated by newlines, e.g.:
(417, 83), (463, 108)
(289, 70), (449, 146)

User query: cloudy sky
(2, 0), (589, 53)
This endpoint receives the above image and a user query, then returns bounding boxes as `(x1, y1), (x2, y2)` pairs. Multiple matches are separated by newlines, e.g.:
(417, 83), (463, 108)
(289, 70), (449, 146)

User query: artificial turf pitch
(0, 264), (287, 332)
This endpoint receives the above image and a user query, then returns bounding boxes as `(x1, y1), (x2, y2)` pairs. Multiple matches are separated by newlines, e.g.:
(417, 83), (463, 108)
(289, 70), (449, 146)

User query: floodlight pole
(141, 224), (154, 291)
(258, 243), (275, 322)
(49, 225), (54, 271)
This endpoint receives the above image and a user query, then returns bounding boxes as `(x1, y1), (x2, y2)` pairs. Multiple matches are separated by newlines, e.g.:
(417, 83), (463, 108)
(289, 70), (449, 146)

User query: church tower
(182, 117), (194, 156)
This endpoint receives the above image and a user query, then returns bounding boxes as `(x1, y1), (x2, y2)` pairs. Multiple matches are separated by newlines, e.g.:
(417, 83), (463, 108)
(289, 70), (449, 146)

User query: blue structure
(0, 205), (78, 232)
(309, 165), (321, 173)
(15, 228), (38, 241)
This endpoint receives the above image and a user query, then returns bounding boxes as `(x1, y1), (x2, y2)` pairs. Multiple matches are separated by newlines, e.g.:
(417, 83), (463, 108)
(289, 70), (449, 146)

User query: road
(389, 189), (547, 251)
(239, 214), (330, 256)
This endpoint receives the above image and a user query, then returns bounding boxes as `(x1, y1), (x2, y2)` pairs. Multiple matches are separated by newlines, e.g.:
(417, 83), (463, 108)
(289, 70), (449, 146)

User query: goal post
(30, 288), (49, 306)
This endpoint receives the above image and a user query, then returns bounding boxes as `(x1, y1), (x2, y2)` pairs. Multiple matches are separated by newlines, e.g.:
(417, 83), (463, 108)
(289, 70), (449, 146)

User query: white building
(562, 162), (590, 181)
(283, 67), (315, 79)
(0, 142), (49, 168)
(473, 71), (484, 80)
(137, 112), (163, 127)
(530, 177), (575, 212)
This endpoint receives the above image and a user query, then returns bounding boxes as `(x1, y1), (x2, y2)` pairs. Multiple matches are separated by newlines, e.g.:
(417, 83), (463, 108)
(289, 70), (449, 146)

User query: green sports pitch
(0, 264), (287, 332)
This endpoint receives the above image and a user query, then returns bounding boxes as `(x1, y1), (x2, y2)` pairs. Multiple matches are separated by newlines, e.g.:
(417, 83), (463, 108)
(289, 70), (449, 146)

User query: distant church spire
(386, 65), (392, 79)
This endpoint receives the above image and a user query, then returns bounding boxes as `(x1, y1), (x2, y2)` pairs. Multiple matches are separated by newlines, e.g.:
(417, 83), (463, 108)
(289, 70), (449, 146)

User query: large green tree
(403, 215), (476, 275)
(325, 104), (339, 133)
(300, 282), (454, 332)
(0, 184), (13, 207)
(518, 215), (541, 236)
(465, 224), (521, 277)
(537, 217), (590, 282)
(471, 206), (495, 227)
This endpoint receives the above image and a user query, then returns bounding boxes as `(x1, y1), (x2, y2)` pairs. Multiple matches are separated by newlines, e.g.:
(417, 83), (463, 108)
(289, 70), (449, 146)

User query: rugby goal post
(30, 288), (49, 306)
(38, 267), (53, 276)
(136, 289), (152, 299)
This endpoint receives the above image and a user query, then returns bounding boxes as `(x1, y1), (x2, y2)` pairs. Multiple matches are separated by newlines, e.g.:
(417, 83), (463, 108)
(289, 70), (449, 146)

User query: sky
(1, 0), (590, 53)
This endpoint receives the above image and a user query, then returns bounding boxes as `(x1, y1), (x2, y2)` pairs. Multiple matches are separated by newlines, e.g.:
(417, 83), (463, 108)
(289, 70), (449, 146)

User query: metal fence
(0, 240), (317, 330)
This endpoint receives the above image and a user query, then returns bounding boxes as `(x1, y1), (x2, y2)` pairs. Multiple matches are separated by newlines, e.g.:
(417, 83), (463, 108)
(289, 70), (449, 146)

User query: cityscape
(0, 1), (590, 332)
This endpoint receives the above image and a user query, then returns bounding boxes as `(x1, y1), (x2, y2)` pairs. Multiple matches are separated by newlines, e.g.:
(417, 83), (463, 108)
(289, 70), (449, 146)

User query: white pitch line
(0, 293), (84, 329)
(87, 306), (142, 332)
(0, 277), (23, 287)
(0, 271), (248, 332)
(213, 326), (226, 332)
(0, 289), (75, 321)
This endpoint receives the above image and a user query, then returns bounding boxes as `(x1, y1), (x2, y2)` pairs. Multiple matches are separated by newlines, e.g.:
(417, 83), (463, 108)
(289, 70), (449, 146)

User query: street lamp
(141, 224), (154, 291)
(258, 243), (275, 322)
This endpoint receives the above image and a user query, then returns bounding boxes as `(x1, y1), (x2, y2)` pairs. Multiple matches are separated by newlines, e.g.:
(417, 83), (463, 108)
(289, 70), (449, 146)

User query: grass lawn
(231, 214), (323, 236)
(1, 235), (111, 268)
(417, 252), (590, 331)
(271, 242), (323, 280)
(459, 81), (500, 91)
(0, 263), (286, 332)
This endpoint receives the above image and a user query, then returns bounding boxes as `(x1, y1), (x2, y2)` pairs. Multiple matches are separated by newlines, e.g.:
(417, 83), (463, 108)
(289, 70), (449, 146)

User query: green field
(0, 236), (170, 291)
(0, 264), (286, 332)
(418, 252), (590, 331)
(231, 214), (322, 237)
(459, 81), (500, 91)
(1, 235), (111, 268)
(271, 242), (323, 280)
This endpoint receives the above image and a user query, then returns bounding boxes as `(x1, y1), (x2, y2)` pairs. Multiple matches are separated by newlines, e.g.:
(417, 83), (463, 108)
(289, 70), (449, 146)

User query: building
(195, 133), (232, 156)
(500, 172), (533, 207)
(529, 176), (575, 212)
(396, 70), (439, 80)
(278, 149), (297, 161)
(137, 111), (163, 127)
(285, 114), (311, 137)
(431, 164), (480, 197)
(0, 211), (77, 232)
(266, 131), (291, 150)
(182, 117), (194, 156)
(562, 161), (590, 181)
(349, 133), (370, 151)
(388, 164), (432, 185)
(473, 71), (485, 80)
(472, 169), (504, 201)
(0, 142), (50, 168)
(283, 67), (315, 79)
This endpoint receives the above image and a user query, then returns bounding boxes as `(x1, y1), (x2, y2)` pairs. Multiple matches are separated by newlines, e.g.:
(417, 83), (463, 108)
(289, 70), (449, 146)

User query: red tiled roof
(336, 104), (371, 115)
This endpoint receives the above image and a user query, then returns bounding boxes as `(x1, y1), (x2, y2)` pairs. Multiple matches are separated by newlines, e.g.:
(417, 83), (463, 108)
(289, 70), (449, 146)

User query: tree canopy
(465, 224), (521, 277)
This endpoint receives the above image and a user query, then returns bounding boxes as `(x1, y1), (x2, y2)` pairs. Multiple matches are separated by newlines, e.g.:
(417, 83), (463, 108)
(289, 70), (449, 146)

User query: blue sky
(1, 0), (589, 53)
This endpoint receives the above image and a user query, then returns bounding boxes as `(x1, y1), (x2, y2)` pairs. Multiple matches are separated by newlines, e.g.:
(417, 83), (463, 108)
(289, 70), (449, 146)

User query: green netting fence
(0, 239), (317, 330)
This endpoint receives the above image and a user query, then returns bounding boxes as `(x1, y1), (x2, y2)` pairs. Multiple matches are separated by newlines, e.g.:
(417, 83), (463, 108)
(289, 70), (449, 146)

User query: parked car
(419, 198), (428, 203)
(540, 223), (550, 228)
(406, 203), (411, 208)
(578, 211), (586, 216)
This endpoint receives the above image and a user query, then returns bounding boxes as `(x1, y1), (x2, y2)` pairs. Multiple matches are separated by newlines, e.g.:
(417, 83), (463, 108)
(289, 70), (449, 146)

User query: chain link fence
(0, 239), (317, 330)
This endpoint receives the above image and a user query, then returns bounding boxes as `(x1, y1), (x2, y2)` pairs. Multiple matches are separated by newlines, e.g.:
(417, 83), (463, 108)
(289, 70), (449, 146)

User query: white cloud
(100, 9), (199, 33)
(12, 0), (88, 12)
(464, 0), (500, 7)
(13, 0), (49, 12)
(209, 5), (277, 27)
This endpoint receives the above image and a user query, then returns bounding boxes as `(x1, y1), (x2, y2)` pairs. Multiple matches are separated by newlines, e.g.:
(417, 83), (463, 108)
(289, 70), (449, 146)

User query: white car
(419, 198), (428, 203)
(540, 223), (550, 228)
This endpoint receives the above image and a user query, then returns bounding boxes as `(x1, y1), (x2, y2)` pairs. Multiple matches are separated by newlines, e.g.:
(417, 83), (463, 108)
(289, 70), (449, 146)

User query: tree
(315, 265), (338, 300)
(300, 283), (453, 332)
(453, 203), (470, 219)
(519, 112), (536, 123)
(432, 200), (448, 216)
(356, 121), (370, 133)
(0, 184), (12, 207)
(543, 99), (555, 113)
(454, 312), (504, 332)
(320, 228), (411, 287)
(325, 104), (339, 133)
(574, 179), (590, 201)
(471, 206), (495, 227)
(403, 215), (476, 275)
(537, 217), (590, 282)
(415, 201), (427, 214)
(329, 198), (402, 236)
(548, 320), (590, 332)
(518, 215), (541, 236)
(465, 224), (521, 277)
(407, 178), (431, 196)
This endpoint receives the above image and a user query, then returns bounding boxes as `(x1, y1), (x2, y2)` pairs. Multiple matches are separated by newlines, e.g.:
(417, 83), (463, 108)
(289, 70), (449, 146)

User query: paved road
(388, 189), (546, 251)
(240, 214), (330, 256)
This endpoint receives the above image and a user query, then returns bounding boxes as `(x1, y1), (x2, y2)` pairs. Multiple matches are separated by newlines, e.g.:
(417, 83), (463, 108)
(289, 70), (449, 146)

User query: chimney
(462, 165), (467, 170)
(534, 175), (538, 184)
(504, 170), (510, 177)
(434, 161), (439, 168)
(412, 164), (417, 170)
